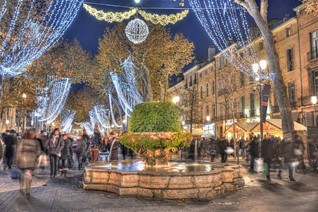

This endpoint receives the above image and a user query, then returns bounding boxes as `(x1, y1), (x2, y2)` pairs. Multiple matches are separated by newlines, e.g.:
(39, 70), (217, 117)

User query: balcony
(307, 51), (318, 69)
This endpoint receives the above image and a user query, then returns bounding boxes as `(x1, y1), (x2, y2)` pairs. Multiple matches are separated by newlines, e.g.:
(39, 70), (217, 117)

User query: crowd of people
(198, 132), (318, 181)
(0, 127), (129, 196)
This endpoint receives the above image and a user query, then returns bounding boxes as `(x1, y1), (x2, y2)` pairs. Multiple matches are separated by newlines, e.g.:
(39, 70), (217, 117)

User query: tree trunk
(248, 8), (294, 134)
(141, 65), (153, 101)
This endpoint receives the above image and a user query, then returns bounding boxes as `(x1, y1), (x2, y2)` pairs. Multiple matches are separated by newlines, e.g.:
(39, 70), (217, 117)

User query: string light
(61, 110), (76, 133)
(38, 77), (72, 124)
(0, 0), (84, 76)
(83, 4), (189, 26)
(110, 56), (143, 117)
(189, 0), (261, 77)
(80, 122), (93, 135)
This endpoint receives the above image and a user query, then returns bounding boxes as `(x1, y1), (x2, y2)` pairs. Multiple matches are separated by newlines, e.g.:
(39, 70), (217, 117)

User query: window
(219, 105), (223, 118)
(250, 93), (255, 116)
(233, 98), (237, 116)
(206, 83), (209, 97)
(206, 105), (209, 116)
(311, 30), (318, 59)
(218, 81), (223, 95)
(199, 73), (202, 78)
(220, 56), (224, 69)
(239, 52), (244, 58)
(200, 86), (203, 98)
(212, 105), (216, 118)
(240, 72), (245, 87)
(249, 75), (254, 84)
(226, 100), (230, 118)
(211, 80), (215, 95)
(286, 27), (291, 37)
(287, 48), (294, 71)
(240, 96), (245, 112)
(258, 42), (264, 51)
(288, 82), (295, 105)
(205, 70), (208, 76)
(194, 73), (198, 84)
(314, 70), (318, 95)
(185, 78), (188, 89)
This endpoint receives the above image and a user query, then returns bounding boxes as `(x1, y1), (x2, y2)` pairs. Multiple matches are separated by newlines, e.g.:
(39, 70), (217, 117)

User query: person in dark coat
(74, 134), (86, 170)
(82, 129), (90, 163)
(47, 128), (64, 178)
(90, 128), (102, 162)
(261, 135), (275, 180)
(3, 130), (17, 170)
(59, 134), (73, 176)
(218, 136), (228, 163)
(0, 139), (3, 169)
(208, 136), (218, 162)
(294, 134), (306, 171)
(14, 129), (43, 195)
(109, 132), (119, 161)
(279, 133), (297, 181)
(248, 136), (259, 172)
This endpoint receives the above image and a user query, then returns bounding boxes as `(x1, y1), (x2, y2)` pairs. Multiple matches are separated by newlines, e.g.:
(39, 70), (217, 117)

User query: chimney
(208, 45), (216, 62)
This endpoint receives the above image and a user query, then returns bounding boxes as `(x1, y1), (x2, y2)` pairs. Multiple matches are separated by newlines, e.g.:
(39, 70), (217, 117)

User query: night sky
(64, 0), (302, 62)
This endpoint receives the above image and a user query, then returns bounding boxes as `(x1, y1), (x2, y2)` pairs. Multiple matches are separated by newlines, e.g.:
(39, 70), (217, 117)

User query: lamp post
(311, 96), (317, 127)
(5, 119), (9, 130)
(253, 60), (267, 140)
(21, 93), (27, 132)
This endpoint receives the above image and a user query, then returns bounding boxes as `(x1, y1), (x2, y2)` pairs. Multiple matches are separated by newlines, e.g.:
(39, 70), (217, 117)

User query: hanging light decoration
(0, 0), (84, 76)
(80, 122), (93, 135)
(189, 0), (263, 78)
(38, 77), (72, 124)
(125, 18), (149, 44)
(61, 110), (76, 133)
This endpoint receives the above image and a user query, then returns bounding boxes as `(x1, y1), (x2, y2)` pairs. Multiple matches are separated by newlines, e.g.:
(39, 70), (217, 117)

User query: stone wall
(83, 166), (244, 199)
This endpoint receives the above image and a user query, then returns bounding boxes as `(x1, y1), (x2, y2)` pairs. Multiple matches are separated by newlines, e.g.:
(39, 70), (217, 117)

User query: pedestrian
(47, 128), (64, 178)
(3, 130), (17, 170)
(0, 138), (3, 170)
(110, 131), (119, 161)
(230, 138), (235, 157)
(59, 134), (72, 176)
(218, 136), (228, 163)
(261, 135), (275, 181)
(82, 129), (90, 163)
(279, 132), (297, 181)
(90, 128), (102, 162)
(248, 135), (259, 172)
(14, 129), (43, 195)
(74, 133), (86, 170)
(37, 130), (48, 154)
(208, 136), (218, 162)
(294, 134), (306, 171)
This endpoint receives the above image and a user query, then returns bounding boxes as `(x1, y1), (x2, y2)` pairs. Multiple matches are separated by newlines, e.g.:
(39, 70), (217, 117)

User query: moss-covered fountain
(83, 102), (244, 199)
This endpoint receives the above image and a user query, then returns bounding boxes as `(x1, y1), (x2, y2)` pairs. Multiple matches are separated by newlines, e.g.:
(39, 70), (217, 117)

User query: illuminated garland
(83, 4), (137, 22)
(83, 3), (188, 26)
(0, 0), (84, 76)
(138, 9), (189, 26)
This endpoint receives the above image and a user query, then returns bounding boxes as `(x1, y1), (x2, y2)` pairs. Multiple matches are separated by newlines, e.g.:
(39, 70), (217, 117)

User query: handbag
(10, 166), (20, 180)
(38, 154), (49, 167)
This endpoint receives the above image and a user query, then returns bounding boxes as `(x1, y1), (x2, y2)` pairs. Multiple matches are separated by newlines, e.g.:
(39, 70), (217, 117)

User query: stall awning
(250, 119), (307, 132)
(225, 122), (258, 133)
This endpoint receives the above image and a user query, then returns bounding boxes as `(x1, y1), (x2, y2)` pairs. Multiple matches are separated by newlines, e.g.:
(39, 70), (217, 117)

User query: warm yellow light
(252, 63), (259, 73)
(5, 120), (9, 125)
(172, 96), (180, 104)
(206, 115), (211, 122)
(22, 93), (27, 98)
(259, 60), (267, 70)
(311, 96), (318, 105)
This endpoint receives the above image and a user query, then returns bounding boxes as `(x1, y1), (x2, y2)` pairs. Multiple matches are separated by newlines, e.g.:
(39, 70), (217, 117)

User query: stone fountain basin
(83, 160), (244, 199)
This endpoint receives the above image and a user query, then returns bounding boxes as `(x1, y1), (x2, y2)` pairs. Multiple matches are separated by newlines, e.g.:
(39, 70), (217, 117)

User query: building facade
(168, 4), (318, 138)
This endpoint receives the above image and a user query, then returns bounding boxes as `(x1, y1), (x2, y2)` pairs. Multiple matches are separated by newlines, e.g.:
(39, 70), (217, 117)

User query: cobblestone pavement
(0, 166), (318, 212)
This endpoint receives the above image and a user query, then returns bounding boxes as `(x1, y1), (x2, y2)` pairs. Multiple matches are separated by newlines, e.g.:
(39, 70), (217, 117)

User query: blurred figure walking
(3, 130), (17, 170)
(47, 128), (64, 178)
(59, 134), (73, 176)
(14, 129), (42, 195)
(261, 135), (275, 181)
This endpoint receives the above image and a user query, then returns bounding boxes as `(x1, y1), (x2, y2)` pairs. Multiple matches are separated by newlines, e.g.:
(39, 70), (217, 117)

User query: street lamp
(253, 60), (267, 140)
(172, 96), (180, 104)
(5, 119), (9, 130)
(311, 96), (317, 127)
(206, 115), (211, 122)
